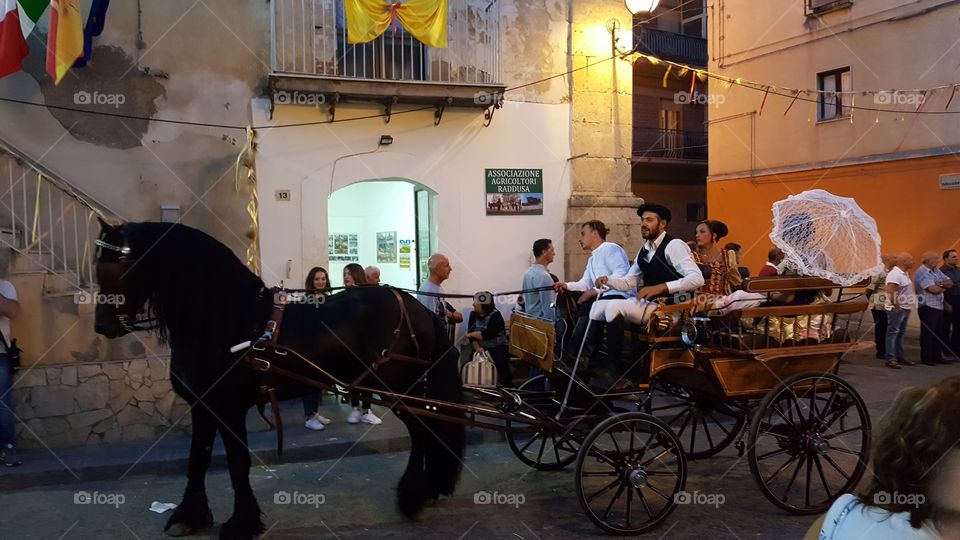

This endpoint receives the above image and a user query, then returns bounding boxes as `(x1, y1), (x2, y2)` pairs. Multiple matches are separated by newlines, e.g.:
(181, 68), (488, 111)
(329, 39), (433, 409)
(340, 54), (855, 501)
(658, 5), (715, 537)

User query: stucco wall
(254, 100), (573, 303)
(708, 0), (960, 178)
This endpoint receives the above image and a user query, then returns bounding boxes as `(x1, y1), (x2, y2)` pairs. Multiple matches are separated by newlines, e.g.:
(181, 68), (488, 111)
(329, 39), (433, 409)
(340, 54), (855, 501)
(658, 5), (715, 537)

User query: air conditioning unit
(805, 0), (853, 16)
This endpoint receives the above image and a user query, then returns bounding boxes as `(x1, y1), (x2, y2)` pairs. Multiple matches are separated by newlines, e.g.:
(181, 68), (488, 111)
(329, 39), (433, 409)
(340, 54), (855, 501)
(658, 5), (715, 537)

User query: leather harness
(243, 287), (428, 456)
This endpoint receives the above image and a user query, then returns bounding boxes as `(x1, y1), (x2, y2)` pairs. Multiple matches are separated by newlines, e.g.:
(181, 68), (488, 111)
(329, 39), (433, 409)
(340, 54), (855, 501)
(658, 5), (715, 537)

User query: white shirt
(884, 267), (917, 311)
(608, 232), (704, 294)
(0, 280), (15, 353)
(565, 242), (633, 298)
(818, 494), (937, 540)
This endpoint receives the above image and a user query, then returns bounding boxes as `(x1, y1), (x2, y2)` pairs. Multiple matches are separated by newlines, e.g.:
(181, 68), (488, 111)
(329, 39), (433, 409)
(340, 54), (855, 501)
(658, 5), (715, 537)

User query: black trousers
(488, 345), (513, 388)
(945, 296), (960, 357)
(871, 309), (887, 359)
(918, 306), (944, 365)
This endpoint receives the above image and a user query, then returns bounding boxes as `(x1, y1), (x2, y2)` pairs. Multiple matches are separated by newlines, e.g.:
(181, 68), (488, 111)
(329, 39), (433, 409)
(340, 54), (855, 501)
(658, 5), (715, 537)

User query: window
(805, 0), (853, 17)
(686, 203), (706, 222)
(681, 0), (707, 38)
(817, 68), (851, 121)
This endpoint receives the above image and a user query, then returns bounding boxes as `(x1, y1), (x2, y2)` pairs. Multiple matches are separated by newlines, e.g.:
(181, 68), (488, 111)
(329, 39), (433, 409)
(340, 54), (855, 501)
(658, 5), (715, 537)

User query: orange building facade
(709, 154), (960, 274)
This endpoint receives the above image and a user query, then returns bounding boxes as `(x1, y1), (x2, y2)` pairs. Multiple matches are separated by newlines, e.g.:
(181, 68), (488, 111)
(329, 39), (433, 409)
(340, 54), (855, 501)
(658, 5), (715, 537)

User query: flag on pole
(17, 0), (49, 40)
(45, 0), (82, 84)
(73, 0), (108, 67)
(0, 0), (28, 78)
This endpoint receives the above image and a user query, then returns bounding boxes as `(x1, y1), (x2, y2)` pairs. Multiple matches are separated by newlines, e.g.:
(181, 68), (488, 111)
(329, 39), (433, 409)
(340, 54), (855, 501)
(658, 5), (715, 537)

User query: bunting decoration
(345, 0), (448, 49)
(621, 50), (960, 118)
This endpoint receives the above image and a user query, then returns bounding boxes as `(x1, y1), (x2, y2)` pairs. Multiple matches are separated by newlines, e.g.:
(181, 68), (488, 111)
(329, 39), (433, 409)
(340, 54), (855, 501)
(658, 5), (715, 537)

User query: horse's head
(93, 218), (148, 338)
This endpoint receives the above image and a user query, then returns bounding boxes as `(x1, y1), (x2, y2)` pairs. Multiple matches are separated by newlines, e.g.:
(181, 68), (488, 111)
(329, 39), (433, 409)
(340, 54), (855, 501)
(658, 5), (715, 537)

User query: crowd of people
(866, 250), (959, 369)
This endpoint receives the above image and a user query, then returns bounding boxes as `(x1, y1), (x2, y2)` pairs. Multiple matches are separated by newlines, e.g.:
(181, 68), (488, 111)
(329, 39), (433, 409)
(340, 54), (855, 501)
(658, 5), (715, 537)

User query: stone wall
(11, 359), (191, 449)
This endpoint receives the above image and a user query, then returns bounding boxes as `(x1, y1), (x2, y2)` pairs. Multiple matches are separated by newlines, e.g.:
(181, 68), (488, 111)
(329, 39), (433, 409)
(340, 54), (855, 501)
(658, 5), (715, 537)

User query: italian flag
(0, 0), (28, 78)
(17, 0), (48, 40)
(45, 0), (82, 85)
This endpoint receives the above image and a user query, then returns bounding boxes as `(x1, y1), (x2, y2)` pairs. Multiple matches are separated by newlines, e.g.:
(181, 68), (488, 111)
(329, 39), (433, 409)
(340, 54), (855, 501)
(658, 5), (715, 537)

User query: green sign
(485, 168), (544, 215)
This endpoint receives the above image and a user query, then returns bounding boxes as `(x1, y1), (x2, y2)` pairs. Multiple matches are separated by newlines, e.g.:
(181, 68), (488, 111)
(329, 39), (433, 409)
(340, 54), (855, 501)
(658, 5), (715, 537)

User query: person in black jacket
(464, 292), (512, 388)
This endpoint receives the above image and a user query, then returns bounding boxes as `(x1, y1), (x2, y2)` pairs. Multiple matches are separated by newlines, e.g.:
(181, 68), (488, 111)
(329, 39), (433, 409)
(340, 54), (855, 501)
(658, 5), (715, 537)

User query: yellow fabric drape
(345, 0), (448, 49)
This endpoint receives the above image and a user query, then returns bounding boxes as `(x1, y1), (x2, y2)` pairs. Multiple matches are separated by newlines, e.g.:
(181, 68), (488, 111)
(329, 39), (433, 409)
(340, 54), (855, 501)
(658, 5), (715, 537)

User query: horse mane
(121, 222), (269, 349)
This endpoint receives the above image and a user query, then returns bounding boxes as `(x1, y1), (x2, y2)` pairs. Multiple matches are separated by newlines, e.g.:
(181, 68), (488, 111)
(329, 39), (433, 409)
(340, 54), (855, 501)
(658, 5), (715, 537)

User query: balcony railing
(633, 128), (707, 161)
(634, 27), (707, 67)
(271, 0), (502, 85)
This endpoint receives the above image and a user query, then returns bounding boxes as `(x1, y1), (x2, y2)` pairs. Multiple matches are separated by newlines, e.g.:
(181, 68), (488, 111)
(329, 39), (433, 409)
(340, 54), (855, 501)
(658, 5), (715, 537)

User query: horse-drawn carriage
(92, 188), (879, 538)
(500, 275), (873, 534)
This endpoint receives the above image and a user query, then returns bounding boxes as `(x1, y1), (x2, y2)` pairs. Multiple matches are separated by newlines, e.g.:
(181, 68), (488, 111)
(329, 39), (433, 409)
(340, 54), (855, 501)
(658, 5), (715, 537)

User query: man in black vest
(595, 204), (704, 380)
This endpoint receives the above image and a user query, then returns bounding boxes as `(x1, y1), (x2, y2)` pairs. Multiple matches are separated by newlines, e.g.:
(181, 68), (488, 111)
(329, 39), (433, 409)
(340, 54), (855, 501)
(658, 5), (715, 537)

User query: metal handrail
(0, 136), (124, 290)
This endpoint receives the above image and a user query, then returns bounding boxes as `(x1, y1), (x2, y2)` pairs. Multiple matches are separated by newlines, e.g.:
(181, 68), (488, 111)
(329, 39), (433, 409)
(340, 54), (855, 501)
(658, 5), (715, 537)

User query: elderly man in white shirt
(554, 220), (632, 359)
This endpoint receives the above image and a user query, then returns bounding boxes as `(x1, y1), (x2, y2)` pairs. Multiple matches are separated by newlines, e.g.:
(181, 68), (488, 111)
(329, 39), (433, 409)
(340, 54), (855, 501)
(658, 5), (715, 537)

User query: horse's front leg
(165, 404), (217, 536)
(218, 406), (265, 540)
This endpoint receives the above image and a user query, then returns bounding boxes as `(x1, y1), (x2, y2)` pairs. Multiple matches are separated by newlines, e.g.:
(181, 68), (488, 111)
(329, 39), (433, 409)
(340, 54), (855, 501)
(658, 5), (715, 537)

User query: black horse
(93, 220), (465, 539)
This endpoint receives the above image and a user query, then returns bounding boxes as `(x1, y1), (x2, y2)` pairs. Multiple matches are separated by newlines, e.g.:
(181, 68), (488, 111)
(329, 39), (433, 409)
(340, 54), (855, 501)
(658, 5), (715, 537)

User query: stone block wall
(11, 359), (192, 449)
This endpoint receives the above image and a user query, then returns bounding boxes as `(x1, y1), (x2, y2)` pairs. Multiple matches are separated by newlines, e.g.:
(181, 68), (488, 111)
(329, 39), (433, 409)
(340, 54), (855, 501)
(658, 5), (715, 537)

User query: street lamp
(625, 0), (661, 14)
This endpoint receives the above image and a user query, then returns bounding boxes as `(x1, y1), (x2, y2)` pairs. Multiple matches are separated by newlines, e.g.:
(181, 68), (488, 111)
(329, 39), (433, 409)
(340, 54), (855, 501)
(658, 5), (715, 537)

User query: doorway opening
(326, 179), (438, 290)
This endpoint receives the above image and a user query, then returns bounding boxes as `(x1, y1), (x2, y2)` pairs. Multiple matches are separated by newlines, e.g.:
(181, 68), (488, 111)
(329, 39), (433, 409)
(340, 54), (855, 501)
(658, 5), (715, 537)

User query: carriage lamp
(681, 315), (712, 350)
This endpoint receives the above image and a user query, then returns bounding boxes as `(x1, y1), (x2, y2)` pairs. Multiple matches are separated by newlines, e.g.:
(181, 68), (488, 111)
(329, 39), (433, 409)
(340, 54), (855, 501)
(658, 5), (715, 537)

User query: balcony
(270, 0), (505, 110)
(633, 128), (707, 162)
(634, 27), (707, 67)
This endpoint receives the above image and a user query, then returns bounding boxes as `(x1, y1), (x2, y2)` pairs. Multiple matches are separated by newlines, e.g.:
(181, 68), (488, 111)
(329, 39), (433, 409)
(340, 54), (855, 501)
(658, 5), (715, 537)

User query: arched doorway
(326, 179), (438, 290)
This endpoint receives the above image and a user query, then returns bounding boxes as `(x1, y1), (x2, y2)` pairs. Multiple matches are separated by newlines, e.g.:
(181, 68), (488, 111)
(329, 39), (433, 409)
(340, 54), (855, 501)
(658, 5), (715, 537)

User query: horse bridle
(93, 237), (159, 332)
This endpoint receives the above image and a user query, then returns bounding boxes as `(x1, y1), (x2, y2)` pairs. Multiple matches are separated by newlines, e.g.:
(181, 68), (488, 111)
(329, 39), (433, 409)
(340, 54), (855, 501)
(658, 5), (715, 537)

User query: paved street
(0, 343), (953, 539)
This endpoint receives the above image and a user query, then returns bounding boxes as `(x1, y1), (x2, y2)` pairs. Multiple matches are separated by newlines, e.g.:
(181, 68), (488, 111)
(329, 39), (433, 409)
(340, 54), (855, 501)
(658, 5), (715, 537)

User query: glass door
(414, 188), (438, 289)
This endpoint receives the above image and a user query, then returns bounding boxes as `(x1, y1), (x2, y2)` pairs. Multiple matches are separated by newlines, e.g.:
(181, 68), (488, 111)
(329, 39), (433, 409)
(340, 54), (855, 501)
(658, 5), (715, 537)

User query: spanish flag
(45, 0), (82, 85)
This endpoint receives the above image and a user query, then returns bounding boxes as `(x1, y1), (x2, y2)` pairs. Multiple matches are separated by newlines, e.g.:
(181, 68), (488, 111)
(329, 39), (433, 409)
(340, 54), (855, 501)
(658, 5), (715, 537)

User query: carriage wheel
(575, 412), (686, 535)
(644, 380), (746, 460)
(747, 372), (870, 514)
(506, 375), (579, 470)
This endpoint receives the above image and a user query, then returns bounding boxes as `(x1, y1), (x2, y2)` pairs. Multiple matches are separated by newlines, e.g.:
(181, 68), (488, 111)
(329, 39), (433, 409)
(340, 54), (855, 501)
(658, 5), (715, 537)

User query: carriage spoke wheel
(645, 381), (746, 460)
(748, 372), (871, 514)
(575, 412), (686, 535)
(506, 374), (579, 470)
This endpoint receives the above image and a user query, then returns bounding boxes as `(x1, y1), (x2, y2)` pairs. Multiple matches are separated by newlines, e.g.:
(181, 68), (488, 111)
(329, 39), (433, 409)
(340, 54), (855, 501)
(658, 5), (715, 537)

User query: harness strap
(263, 287), (286, 344)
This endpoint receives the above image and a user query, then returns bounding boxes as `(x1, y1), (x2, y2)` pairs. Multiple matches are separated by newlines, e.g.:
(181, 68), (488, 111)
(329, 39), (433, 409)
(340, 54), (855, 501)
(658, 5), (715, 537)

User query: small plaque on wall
(275, 190), (292, 201)
(940, 174), (960, 190)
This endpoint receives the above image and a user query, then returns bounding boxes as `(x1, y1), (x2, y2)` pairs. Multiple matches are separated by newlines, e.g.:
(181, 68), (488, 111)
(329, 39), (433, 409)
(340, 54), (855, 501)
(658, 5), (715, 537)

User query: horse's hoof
(219, 516), (265, 540)
(164, 523), (192, 537)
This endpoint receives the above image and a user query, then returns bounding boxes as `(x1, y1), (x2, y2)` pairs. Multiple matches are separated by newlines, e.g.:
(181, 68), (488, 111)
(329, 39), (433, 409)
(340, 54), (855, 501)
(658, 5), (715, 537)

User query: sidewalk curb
(0, 428), (505, 492)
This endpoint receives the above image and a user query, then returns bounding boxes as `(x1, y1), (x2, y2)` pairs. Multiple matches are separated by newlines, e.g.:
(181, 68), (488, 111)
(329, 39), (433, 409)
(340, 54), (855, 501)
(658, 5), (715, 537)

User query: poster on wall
(328, 233), (359, 262)
(398, 239), (412, 269)
(485, 168), (544, 216)
(377, 232), (398, 263)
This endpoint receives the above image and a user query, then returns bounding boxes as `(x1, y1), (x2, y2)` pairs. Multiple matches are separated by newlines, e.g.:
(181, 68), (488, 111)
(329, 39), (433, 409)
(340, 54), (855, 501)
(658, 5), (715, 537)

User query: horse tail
(421, 327), (465, 499)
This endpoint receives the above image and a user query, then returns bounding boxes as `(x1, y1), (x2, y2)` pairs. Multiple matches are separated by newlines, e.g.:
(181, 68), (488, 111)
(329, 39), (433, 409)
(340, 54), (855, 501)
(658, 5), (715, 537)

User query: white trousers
(589, 290), (767, 325)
